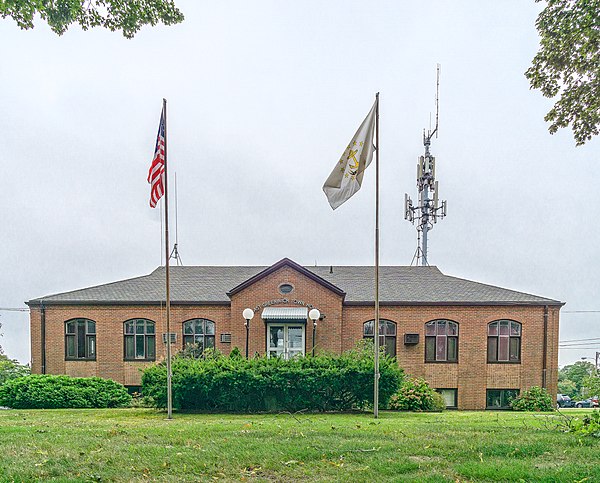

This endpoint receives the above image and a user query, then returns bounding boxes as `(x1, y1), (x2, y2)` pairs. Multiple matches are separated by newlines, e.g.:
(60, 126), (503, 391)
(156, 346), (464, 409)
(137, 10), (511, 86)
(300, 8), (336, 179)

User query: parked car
(557, 394), (572, 408)
(573, 397), (599, 408)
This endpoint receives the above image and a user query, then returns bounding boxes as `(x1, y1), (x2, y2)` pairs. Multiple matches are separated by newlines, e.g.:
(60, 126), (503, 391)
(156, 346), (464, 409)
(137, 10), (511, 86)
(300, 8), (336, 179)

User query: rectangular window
(66, 336), (76, 358)
(125, 336), (135, 359)
(87, 336), (96, 358)
(498, 337), (509, 361)
(135, 334), (145, 358)
(146, 336), (156, 359)
(447, 337), (457, 362)
(437, 389), (457, 408)
(436, 335), (447, 361)
(509, 337), (520, 361)
(77, 324), (86, 358)
(425, 337), (435, 361)
(486, 389), (519, 409)
(487, 337), (497, 362)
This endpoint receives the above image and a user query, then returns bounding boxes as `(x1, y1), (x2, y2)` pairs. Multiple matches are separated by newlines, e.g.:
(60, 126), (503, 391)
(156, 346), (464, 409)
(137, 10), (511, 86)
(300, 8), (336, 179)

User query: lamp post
(309, 308), (320, 357)
(243, 308), (254, 359)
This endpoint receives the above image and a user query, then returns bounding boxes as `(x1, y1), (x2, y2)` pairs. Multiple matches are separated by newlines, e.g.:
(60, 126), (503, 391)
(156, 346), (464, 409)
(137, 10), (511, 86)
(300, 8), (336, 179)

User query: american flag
(147, 108), (166, 208)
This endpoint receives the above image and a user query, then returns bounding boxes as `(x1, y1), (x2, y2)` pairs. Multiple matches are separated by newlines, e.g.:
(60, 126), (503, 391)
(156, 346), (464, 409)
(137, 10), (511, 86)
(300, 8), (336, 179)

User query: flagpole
(374, 92), (380, 419)
(163, 98), (173, 420)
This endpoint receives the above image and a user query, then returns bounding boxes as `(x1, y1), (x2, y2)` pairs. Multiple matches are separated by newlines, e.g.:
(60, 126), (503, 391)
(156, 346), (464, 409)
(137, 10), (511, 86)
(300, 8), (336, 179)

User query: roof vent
(329, 265), (333, 274)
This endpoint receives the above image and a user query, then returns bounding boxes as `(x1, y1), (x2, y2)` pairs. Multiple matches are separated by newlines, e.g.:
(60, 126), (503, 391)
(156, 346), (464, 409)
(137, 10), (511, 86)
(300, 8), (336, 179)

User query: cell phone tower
(404, 65), (447, 266)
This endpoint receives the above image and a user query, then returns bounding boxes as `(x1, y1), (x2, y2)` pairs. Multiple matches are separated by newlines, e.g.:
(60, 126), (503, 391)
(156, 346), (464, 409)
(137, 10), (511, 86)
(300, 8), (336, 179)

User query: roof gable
(226, 258), (346, 298)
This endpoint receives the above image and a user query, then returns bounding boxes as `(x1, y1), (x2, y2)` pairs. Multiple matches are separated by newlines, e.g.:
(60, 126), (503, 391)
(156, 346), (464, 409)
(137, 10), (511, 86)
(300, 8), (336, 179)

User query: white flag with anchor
(323, 98), (377, 209)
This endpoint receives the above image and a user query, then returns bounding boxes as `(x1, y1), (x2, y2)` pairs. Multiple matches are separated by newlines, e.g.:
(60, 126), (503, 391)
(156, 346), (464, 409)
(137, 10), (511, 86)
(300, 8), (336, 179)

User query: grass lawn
(0, 408), (598, 482)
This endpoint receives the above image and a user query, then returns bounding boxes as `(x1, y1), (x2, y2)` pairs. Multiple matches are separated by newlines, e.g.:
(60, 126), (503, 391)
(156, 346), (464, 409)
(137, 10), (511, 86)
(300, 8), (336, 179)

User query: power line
(0, 307), (29, 312)
(562, 310), (600, 313)
(560, 337), (600, 343)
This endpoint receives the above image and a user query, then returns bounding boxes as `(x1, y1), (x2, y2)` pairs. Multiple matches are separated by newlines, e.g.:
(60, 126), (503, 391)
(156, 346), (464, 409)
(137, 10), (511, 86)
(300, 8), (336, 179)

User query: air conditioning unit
(404, 333), (419, 345)
(162, 333), (177, 344)
(220, 333), (232, 343)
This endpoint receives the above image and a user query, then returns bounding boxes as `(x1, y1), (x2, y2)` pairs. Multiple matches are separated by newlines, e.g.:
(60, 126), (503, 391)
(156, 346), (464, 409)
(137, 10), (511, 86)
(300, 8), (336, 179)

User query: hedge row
(142, 345), (404, 412)
(0, 375), (131, 409)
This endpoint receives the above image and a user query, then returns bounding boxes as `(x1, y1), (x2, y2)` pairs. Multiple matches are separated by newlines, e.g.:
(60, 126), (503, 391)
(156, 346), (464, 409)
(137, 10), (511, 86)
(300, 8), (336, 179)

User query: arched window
(124, 319), (156, 360)
(425, 319), (458, 362)
(183, 319), (216, 354)
(488, 320), (521, 362)
(65, 319), (96, 360)
(363, 319), (397, 357)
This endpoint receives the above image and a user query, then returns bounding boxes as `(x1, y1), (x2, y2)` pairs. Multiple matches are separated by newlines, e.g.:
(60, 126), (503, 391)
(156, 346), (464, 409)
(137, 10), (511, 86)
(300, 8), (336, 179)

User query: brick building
(26, 258), (562, 410)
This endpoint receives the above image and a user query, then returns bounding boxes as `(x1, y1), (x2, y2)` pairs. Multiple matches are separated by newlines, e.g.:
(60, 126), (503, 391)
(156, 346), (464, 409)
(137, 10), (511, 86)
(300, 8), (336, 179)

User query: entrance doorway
(267, 324), (305, 359)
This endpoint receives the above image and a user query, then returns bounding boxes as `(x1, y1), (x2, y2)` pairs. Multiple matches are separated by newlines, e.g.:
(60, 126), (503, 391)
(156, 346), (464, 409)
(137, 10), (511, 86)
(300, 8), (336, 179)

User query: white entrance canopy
(261, 307), (308, 320)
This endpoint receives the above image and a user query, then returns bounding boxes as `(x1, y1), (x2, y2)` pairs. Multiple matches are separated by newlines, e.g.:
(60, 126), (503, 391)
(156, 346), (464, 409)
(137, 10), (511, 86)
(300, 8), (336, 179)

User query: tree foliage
(559, 361), (595, 396)
(582, 374), (600, 397)
(525, 0), (599, 145)
(0, 354), (30, 385)
(0, 0), (184, 38)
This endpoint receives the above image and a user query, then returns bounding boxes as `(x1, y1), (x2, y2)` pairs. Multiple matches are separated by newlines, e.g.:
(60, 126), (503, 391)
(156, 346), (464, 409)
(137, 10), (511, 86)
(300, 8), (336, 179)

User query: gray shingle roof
(27, 261), (562, 306)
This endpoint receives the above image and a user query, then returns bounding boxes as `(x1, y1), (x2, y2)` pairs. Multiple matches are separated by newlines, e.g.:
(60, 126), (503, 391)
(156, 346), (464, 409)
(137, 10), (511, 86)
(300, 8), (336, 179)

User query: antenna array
(404, 65), (447, 266)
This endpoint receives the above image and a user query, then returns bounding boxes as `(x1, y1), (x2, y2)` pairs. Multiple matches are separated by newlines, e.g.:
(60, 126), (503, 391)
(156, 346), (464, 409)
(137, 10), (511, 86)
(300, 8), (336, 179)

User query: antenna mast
(404, 64), (447, 266)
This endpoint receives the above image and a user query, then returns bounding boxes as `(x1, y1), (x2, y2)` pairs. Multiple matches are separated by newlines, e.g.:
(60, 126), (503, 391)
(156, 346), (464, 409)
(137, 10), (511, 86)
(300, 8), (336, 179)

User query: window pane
(425, 322), (436, 336)
(487, 337), (497, 362)
(510, 321), (521, 336)
(147, 336), (155, 359)
(385, 336), (396, 358)
(77, 323), (86, 358)
(437, 320), (447, 335)
(136, 320), (145, 334)
(436, 335), (447, 361)
(195, 319), (204, 335)
(509, 337), (520, 361)
(87, 320), (96, 334)
(184, 322), (193, 335)
(87, 336), (96, 358)
(66, 321), (75, 334)
(125, 321), (134, 334)
(385, 321), (396, 336)
(136, 335), (145, 358)
(146, 322), (155, 335)
(183, 335), (194, 347)
(195, 334), (204, 347)
(487, 390), (501, 408)
(205, 321), (215, 335)
(498, 336), (509, 361)
(488, 322), (498, 336)
(363, 321), (374, 336)
(499, 321), (509, 335)
(125, 336), (134, 358)
(379, 335), (385, 348)
(438, 389), (457, 407)
(447, 337), (457, 362)
(447, 322), (458, 336)
(205, 336), (215, 349)
(425, 337), (436, 361)
(66, 336), (76, 357)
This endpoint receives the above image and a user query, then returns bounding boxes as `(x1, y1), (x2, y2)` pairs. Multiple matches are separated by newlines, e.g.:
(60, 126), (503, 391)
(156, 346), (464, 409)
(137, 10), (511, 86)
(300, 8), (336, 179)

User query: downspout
(542, 305), (548, 389)
(40, 302), (46, 375)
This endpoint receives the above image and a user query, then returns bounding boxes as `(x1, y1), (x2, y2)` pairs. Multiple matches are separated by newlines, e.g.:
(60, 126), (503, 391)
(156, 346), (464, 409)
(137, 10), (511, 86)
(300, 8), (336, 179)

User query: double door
(267, 323), (305, 359)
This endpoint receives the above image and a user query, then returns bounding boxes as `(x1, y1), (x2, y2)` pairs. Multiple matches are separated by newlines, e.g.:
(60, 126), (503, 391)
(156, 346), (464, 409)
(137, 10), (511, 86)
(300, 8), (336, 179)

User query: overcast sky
(1, 1), (598, 367)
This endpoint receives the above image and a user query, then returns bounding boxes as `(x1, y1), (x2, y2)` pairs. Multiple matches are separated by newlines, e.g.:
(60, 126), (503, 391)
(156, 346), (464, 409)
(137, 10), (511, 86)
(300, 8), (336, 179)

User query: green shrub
(142, 343), (403, 412)
(388, 377), (445, 411)
(0, 375), (131, 409)
(510, 386), (554, 412)
(564, 410), (600, 438)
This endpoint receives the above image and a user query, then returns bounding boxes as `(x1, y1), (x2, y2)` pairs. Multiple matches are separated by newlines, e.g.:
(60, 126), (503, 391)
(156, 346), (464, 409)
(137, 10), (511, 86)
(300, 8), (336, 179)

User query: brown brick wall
(29, 266), (560, 409)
